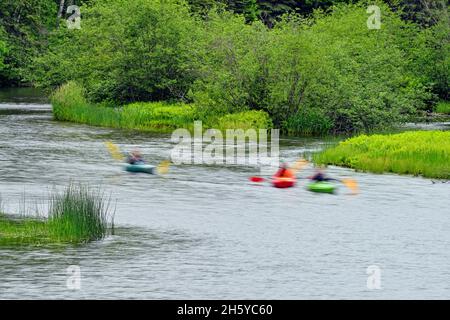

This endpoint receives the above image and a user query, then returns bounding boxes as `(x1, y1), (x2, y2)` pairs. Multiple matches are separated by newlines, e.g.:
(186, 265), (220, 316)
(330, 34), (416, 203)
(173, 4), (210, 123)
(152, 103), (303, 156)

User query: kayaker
(308, 166), (338, 182)
(274, 162), (295, 178)
(127, 149), (145, 165)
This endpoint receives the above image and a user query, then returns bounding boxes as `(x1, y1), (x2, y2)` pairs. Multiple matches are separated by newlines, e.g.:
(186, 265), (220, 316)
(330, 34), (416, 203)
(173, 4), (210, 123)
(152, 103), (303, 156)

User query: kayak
(272, 176), (296, 188)
(307, 181), (336, 194)
(124, 163), (156, 174)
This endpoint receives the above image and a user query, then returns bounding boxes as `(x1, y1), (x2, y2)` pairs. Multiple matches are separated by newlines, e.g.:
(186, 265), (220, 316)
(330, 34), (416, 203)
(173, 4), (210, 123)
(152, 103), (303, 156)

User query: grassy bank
(436, 101), (450, 114)
(0, 184), (113, 246)
(51, 82), (273, 133)
(314, 131), (450, 179)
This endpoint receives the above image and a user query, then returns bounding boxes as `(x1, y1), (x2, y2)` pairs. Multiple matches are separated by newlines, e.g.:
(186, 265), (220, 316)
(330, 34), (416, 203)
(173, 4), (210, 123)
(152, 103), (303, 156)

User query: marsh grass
(48, 184), (114, 243)
(314, 131), (450, 179)
(436, 101), (450, 114)
(0, 216), (51, 246)
(51, 82), (273, 133)
(0, 184), (114, 246)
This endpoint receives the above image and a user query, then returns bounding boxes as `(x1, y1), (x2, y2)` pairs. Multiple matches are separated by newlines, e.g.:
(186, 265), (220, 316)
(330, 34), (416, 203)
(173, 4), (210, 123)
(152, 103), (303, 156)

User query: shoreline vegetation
(52, 82), (273, 133)
(314, 131), (450, 179)
(28, 1), (449, 136)
(0, 184), (114, 246)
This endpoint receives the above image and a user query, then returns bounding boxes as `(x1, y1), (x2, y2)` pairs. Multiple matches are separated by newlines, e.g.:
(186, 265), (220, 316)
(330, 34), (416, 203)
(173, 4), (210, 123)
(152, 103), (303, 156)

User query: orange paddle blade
(342, 178), (359, 195)
(291, 159), (309, 174)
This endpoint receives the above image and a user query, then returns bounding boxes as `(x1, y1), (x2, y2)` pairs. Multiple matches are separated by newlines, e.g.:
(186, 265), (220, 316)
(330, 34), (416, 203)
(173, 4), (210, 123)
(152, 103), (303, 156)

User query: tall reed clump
(48, 184), (114, 243)
(314, 131), (450, 179)
(51, 81), (121, 127)
(435, 101), (450, 114)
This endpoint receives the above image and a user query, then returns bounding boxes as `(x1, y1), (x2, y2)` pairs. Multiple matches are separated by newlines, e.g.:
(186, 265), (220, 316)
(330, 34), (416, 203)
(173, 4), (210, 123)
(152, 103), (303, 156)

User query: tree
(226, 0), (260, 22)
(0, 27), (9, 72)
(387, 0), (449, 27)
(0, 0), (58, 86)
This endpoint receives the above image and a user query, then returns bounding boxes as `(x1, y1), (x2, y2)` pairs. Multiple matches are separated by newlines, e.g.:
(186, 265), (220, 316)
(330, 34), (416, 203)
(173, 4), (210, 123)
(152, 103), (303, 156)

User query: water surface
(0, 88), (449, 299)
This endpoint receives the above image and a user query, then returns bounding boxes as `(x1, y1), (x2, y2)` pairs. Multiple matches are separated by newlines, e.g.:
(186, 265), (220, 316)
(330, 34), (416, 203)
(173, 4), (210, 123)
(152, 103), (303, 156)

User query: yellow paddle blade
(291, 159), (309, 174)
(342, 178), (359, 195)
(157, 160), (170, 175)
(105, 141), (124, 162)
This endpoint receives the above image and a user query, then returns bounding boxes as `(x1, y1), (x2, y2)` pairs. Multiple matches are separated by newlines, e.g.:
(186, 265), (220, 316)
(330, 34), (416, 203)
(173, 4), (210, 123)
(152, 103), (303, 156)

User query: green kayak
(307, 181), (336, 194)
(124, 163), (156, 174)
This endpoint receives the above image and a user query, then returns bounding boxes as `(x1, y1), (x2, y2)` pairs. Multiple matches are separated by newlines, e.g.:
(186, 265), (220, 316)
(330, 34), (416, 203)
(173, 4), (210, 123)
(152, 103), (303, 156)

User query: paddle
(249, 159), (309, 182)
(156, 160), (170, 175)
(105, 141), (125, 162)
(290, 159), (309, 175)
(105, 141), (170, 175)
(340, 178), (359, 195)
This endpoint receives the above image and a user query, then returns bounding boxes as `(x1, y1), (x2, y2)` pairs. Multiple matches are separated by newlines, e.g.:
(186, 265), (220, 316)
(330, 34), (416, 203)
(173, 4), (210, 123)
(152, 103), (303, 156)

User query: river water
(0, 88), (449, 299)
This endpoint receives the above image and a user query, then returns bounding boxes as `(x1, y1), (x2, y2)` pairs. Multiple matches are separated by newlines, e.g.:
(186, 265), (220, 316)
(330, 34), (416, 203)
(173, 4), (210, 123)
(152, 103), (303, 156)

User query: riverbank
(436, 101), (450, 114)
(314, 131), (450, 179)
(51, 82), (272, 133)
(0, 184), (113, 246)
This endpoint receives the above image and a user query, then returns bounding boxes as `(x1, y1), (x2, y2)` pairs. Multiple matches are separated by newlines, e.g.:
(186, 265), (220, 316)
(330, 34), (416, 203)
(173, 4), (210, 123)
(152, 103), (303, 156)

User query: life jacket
(274, 168), (294, 178)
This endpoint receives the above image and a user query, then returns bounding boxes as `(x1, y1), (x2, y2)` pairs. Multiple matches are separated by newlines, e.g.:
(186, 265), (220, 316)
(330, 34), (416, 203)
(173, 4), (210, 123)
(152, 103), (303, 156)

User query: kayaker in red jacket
(274, 162), (295, 178)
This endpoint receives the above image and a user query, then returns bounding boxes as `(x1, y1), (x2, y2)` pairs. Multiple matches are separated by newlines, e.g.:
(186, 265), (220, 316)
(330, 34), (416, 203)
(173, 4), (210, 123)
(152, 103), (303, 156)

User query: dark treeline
(0, 0), (449, 134)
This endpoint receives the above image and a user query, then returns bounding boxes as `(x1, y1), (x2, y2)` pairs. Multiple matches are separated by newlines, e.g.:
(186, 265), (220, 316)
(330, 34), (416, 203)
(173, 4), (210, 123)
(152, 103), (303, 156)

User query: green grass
(435, 101), (450, 114)
(0, 184), (114, 246)
(0, 215), (52, 246)
(282, 109), (334, 136)
(314, 131), (450, 179)
(51, 82), (273, 133)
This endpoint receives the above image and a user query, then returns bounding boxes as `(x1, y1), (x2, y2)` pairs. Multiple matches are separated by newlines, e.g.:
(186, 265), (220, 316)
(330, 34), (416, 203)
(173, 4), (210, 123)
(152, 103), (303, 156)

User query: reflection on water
(0, 88), (450, 299)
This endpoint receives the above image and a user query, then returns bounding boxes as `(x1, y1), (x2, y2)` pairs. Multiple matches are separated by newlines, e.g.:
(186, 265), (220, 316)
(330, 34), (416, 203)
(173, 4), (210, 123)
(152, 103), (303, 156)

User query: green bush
(33, 0), (201, 102)
(34, 1), (446, 134)
(192, 3), (431, 133)
(0, 26), (8, 72)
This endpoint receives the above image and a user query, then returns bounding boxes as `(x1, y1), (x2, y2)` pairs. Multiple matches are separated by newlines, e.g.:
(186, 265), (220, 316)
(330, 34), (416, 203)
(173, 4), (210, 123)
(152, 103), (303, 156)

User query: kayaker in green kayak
(308, 166), (338, 182)
(126, 149), (145, 165)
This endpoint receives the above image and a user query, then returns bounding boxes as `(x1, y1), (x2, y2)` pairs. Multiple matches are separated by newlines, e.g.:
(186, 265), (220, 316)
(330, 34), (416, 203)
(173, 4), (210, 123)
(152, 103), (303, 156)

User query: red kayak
(272, 176), (296, 188)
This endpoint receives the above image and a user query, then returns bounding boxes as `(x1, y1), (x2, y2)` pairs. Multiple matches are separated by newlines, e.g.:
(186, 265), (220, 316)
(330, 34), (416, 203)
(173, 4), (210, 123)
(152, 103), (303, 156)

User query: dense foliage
(1, 0), (449, 134)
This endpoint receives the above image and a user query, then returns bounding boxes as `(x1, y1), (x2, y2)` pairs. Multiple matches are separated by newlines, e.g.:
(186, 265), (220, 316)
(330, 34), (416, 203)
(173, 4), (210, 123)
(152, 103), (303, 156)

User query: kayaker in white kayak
(126, 149), (145, 165)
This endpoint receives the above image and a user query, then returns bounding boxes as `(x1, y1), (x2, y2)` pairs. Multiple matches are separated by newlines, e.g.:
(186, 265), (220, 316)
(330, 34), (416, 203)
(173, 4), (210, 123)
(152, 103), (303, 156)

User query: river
(0, 88), (449, 299)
